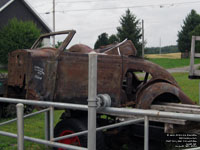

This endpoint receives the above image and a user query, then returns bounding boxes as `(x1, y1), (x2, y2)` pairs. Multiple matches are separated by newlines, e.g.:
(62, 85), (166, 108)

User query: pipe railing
(0, 97), (200, 150)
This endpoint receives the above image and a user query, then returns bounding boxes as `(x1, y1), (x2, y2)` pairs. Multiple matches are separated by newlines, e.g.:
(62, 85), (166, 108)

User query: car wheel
(54, 118), (106, 150)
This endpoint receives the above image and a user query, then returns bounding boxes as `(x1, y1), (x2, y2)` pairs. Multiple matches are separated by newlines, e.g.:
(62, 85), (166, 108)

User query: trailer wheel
(0, 104), (3, 118)
(54, 118), (106, 150)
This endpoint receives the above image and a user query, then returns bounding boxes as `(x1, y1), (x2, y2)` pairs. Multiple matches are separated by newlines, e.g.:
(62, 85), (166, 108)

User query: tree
(55, 41), (63, 48)
(108, 34), (119, 44)
(177, 9), (200, 53)
(190, 24), (200, 52)
(0, 18), (41, 64)
(117, 9), (142, 56)
(94, 33), (109, 49)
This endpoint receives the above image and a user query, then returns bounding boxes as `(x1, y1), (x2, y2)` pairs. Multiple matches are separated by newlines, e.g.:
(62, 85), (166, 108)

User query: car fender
(136, 82), (195, 109)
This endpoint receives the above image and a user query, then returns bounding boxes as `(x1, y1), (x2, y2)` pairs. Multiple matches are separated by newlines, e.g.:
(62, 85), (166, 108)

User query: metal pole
(142, 19), (144, 58)
(159, 37), (162, 55)
(53, 0), (55, 47)
(45, 110), (50, 150)
(0, 108), (49, 127)
(189, 36), (196, 76)
(144, 116), (149, 150)
(88, 53), (97, 150)
(50, 106), (54, 141)
(53, 118), (144, 142)
(199, 82), (200, 105)
(0, 131), (88, 150)
(16, 103), (24, 150)
(0, 97), (88, 110)
(1, 97), (200, 121)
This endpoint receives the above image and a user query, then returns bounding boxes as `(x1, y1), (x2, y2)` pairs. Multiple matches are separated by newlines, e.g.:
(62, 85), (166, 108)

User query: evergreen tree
(108, 34), (119, 44)
(117, 9), (142, 56)
(190, 24), (200, 52)
(0, 18), (41, 64)
(94, 33), (109, 49)
(177, 9), (200, 52)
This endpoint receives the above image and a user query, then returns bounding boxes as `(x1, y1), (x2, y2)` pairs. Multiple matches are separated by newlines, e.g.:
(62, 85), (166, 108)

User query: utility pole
(159, 37), (162, 55)
(142, 19), (144, 58)
(53, 0), (55, 47)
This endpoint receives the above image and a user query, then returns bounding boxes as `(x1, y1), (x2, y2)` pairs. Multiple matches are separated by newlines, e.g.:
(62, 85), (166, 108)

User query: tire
(0, 103), (3, 118)
(54, 118), (106, 150)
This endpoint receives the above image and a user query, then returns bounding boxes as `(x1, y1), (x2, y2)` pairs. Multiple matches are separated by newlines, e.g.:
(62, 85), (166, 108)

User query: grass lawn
(0, 110), (64, 150)
(147, 58), (200, 69)
(172, 72), (199, 104)
(0, 73), (199, 149)
(0, 69), (7, 73)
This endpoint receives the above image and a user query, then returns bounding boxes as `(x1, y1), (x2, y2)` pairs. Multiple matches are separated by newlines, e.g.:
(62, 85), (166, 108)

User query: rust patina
(5, 30), (194, 108)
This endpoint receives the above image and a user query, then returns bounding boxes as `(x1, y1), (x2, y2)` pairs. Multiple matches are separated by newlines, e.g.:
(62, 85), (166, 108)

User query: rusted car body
(5, 30), (194, 109)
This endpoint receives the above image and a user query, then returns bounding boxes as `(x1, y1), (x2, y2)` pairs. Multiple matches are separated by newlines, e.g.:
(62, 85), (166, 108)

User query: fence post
(88, 53), (97, 150)
(45, 110), (50, 149)
(50, 107), (54, 141)
(16, 103), (24, 150)
(189, 36), (196, 76)
(144, 116), (149, 150)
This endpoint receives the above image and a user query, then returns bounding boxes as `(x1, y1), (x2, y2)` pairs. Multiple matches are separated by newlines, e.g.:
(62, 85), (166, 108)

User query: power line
(56, 0), (133, 4)
(58, 1), (200, 12)
(40, 0), (200, 14)
(55, 0), (200, 5)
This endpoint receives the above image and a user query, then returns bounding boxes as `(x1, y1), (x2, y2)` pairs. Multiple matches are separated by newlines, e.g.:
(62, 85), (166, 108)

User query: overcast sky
(26, 0), (200, 48)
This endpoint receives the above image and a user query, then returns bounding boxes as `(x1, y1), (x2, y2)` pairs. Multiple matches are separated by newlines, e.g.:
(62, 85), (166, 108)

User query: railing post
(199, 82), (200, 105)
(16, 103), (24, 150)
(50, 106), (54, 141)
(45, 110), (50, 149)
(88, 53), (97, 150)
(190, 36), (196, 76)
(144, 116), (149, 150)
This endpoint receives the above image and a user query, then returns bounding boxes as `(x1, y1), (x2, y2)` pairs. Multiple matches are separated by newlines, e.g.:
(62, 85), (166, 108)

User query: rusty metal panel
(54, 52), (122, 106)
(136, 82), (194, 109)
(26, 57), (58, 101)
(123, 56), (177, 85)
(7, 50), (30, 88)
(104, 40), (137, 56)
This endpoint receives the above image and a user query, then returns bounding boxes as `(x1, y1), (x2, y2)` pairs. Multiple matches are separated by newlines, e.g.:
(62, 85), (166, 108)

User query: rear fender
(136, 82), (195, 109)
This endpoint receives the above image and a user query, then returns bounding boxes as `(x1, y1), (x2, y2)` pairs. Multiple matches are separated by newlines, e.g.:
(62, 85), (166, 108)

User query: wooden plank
(196, 36), (200, 41)
(195, 53), (200, 58)
(160, 102), (200, 109)
(150, 105), (200, 114)
(165, 123), (200, 133)
(149, 117), (187, 125)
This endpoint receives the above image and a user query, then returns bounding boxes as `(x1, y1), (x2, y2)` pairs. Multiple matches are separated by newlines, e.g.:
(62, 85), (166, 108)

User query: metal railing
(0, 53), (200, 150)
(0, 97), (200, 150)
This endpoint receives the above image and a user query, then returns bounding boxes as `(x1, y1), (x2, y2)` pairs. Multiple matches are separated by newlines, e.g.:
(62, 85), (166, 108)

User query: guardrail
(0, 97), (200, 150)
(0, 53), (199, 150)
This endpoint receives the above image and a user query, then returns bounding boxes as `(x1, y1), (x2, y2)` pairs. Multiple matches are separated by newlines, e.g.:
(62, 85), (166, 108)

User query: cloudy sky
(26, 0), (200, 48)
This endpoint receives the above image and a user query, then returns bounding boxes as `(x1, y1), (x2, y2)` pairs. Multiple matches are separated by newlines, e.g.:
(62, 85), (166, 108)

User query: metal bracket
(96, 94), (111, 109)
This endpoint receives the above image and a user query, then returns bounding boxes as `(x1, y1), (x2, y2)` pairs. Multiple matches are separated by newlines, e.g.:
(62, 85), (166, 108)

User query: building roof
(0, 0), (10, 8)
(0, 0), (14, 12)
(0, 0), (51, 32)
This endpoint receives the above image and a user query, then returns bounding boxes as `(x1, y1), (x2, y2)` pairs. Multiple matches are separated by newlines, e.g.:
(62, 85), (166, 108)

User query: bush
(0, 18), (41, 64)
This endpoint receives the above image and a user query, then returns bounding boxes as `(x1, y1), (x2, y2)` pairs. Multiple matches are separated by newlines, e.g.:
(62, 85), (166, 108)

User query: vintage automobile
(2, 30), (195, 149)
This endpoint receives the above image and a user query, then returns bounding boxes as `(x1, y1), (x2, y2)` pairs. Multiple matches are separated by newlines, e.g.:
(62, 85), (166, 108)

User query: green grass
(172, 72), (199, 104)
(0, 73), (199, 149)
(0, 110), (64, 150)
(0, 69), (7, 73)
(147, 58), (200, 69)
